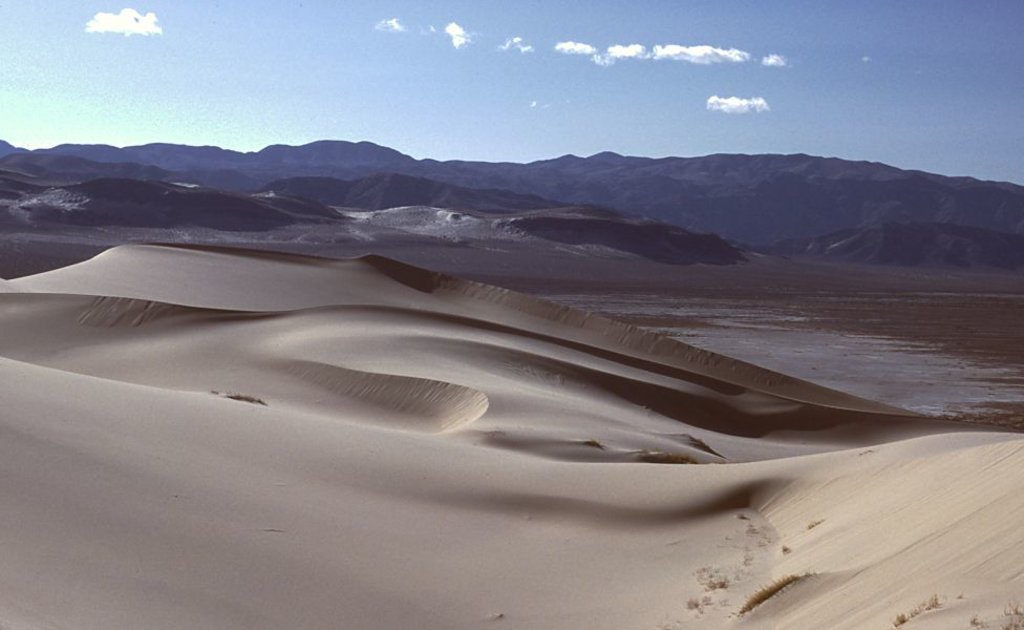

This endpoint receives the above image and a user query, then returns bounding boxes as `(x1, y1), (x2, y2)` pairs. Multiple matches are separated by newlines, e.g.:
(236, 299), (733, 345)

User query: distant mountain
(509, 214), (745, 266)
(0, 153), (174, 182)
(0, 169), (46, 199)
(261, 173), (571, 212)
(772, 222), (1024, 270)
(6, 139), (1024, 243)
(335, 205), (744, 266)
(5, 178), (336, 231)
(31, 140), (415, 179)
(405, 153), (1024, 244)
(0, 141), (26, 159)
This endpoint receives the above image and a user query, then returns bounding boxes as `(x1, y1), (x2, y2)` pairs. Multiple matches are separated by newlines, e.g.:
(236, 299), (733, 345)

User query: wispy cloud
(500, 36), (534, 53)
(375, 18), (406, 33)
(861, 55), (872, 63)
(559, 41), (756, 67)
(761, 53), (788, 67)
(652, 44), (750, 64)
(706, 95), (770, 114)
(554, 41), (598, 56)
(557, 42), (648, 66)
(445, 22), (471, 49)
(85, 8), (162, 36)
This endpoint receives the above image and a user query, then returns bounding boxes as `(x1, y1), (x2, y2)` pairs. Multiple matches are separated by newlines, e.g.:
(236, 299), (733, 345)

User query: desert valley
(0, 136), (1023, 629)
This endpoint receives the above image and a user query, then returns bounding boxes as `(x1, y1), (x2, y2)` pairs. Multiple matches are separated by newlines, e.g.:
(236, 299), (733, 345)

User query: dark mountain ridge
(4, 139), (1024, 243)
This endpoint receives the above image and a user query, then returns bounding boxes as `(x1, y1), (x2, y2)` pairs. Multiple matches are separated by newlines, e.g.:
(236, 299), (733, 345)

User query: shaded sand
(1, 244), (1021, 629)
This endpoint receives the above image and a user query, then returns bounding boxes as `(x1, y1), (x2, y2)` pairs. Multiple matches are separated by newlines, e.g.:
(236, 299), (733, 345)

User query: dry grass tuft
(638, 450), (698, 465)
(1004, 601), (1024, 630)
(892, 594), (943, 627)
(581, 439), (605, 450)
(806, 519), (825, 530)
(212, 390), (268, 406)
(781, 545), (792, 555)
(738, 573), (811, 615)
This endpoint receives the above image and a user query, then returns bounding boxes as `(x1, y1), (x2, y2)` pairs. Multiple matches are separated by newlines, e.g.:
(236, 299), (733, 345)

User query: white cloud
(862, 55), (872, 63)
(375, 18), (406, 33)
(607, 44), (648, 59)
(500, 36), (534, 53)
(652, 44), (750, 64)
(445, 22), (471, 48)
(761, 53), (788, 67)
(554, 41), (598, 56)
(706, 95), (770, 114)
(85, 8), (162, 36)
(589, 43), (649, 66)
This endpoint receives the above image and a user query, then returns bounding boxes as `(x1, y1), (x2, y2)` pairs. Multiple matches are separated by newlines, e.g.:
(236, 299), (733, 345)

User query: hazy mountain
(8, 139), (1024, 243)
(407, 153), (1024, 244)
(772, 222), (1024, 270)
(0, 169), (46, 199)
(261, 173), (571, 212)
(0, 153), (174, 183)
(31, 140), (414, 178)
(508, 214), (745, 266)
(0, 141), (25, 159)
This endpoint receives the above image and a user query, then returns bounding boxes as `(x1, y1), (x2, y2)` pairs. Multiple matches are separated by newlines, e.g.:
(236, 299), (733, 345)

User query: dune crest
(285, 360), (489, 432)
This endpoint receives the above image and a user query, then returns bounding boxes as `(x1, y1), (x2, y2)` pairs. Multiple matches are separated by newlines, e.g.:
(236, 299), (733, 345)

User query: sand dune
(1, 244), (1021, 629)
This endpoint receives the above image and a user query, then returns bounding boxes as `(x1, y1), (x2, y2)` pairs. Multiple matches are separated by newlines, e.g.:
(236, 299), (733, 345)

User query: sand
(1, 243), (1021, 629)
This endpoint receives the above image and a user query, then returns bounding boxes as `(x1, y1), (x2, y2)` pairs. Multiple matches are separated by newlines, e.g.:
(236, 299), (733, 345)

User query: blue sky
(1, 1), (1022, 183)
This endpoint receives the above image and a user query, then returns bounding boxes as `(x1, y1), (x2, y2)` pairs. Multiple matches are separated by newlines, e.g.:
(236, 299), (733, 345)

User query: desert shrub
(638, 450), (697, 464)
(739, 573), (811, 615)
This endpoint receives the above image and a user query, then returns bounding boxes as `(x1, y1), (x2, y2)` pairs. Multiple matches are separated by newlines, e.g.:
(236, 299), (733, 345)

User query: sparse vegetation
(686, 595), (713, 614)
(685, 434), (722, 458)
(581, 439), (605, 450)
(695, 567), (730, 591)
(781, 545), (792, 555)
(211, 390), (268, 406)
(638, 450), (698, 464)
(892, 594), (943, 627)
(1004, 601), (1024, 630)
(806, 519), (824, 530)
(738, 573), (811, 615)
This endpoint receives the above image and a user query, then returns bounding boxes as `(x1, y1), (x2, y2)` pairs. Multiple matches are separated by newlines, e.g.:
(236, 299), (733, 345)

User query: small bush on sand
(739, 573), (811, 615)
(638, 450), (698, 464)
(806, 519), (824, 530)
(212, 390), (268, 406)
(892, 594), (943, 627)
(581, 439), (605, 450)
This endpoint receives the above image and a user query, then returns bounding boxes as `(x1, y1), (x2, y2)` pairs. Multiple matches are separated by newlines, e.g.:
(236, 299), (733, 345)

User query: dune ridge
(1, 243), (1021, 629)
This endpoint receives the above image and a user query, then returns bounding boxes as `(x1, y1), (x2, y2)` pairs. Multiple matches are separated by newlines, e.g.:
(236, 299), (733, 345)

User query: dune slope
(1, 244), (1021, 629)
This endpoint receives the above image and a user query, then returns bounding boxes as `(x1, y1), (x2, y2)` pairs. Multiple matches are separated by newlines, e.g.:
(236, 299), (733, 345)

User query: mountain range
(3, 139), (1023, 245)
